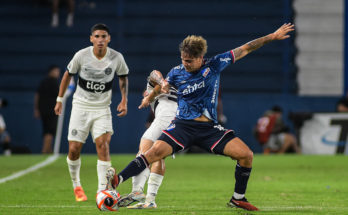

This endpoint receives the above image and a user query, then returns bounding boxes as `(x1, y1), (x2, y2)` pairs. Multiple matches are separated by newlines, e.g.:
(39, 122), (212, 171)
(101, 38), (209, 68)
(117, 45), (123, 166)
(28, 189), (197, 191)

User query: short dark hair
(91, 23), (110, 34)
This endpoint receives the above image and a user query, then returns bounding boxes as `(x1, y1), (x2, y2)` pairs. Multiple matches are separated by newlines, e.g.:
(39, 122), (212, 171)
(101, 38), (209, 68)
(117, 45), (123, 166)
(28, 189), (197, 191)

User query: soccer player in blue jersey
(107, 23), (294, 211)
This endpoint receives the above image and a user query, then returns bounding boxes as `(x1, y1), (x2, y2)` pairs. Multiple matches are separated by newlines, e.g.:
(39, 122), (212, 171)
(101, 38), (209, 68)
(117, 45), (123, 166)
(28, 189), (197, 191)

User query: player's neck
(93, 48), (107, 59)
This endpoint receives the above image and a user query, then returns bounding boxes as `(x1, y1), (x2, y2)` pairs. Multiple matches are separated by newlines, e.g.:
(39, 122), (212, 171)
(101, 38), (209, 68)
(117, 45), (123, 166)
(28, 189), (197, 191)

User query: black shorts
(158, 119), (236, 155)
(41, 113), (58, 136)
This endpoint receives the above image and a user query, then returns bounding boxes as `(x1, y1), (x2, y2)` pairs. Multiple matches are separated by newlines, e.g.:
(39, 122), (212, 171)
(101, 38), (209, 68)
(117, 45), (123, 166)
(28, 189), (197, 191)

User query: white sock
(67, 157), (81, 189)
(146, 173), (164, 203)
(233, 192), (245, 200)
(97, 160), (111, 192)
(132, 167), (150, 192)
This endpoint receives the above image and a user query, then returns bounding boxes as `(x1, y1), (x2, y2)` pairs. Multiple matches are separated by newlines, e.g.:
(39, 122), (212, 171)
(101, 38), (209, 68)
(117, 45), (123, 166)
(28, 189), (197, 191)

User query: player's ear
(90, 35), (93, 43)
(108, 35), (111, 43)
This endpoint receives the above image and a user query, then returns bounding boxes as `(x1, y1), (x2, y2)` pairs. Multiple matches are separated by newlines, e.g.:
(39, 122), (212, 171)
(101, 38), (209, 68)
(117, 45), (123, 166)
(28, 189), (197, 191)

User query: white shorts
(142, 98), (177, 142)
(68, 106), (113, 143)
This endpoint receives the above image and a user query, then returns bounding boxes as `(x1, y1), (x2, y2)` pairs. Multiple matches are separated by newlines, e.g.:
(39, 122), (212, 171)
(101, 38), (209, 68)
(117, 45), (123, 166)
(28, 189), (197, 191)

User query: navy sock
(119, 155), (149, 183)
(234, 163), (252, 195)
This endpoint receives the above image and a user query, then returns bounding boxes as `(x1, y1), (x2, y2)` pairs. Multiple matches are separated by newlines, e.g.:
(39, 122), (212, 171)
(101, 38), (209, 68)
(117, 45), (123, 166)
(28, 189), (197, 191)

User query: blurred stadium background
(0, 0), (346, 154)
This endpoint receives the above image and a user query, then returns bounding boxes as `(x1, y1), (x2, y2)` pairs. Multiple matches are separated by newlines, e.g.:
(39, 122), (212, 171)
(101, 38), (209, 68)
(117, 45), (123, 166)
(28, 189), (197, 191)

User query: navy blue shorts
(158, 119), (236, 155)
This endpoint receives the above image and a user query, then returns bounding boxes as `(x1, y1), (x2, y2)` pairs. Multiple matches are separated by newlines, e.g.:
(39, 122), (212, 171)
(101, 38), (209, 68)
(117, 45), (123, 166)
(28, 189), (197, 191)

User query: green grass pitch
(0, 154), (347, 214)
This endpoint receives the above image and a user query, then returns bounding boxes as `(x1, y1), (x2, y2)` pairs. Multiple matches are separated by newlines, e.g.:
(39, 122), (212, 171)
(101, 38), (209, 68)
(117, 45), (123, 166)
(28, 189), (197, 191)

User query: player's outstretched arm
(138, 85), (161, 109)
(54, 71), (72, 115)
(149, 70), (170, 93)
(117, 76), (128, 117)
(233, 23), (295, 62)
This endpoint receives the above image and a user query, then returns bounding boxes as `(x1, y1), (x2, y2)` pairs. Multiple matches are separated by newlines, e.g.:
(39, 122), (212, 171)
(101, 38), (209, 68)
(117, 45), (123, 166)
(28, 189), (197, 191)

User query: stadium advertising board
(300, 113), (348, 154)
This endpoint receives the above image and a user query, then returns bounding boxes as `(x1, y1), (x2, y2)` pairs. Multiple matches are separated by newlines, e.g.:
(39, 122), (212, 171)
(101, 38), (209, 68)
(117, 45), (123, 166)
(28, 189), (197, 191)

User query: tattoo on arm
(245, 34), (273, 52)
(233, 34), (273, 62)
(149, 70), (164, 85)
(232, 47), (244, 60)
(119, 77), (128, 98)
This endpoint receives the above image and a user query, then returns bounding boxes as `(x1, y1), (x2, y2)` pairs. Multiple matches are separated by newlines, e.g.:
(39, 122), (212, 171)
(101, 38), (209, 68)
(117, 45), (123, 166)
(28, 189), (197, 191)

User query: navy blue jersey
(166, 50), (235, 123)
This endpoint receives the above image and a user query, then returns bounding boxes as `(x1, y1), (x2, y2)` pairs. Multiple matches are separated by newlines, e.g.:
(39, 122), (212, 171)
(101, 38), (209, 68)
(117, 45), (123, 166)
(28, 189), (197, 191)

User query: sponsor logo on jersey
(86, 81), (106, 93)
(104, 68), (112, 75)
(182, 81), (205, 95)
(202, 67), (210, 77)
(211, 80), (218, 104)
(78, 76), (113, 94)
(220, 57), (231, 63)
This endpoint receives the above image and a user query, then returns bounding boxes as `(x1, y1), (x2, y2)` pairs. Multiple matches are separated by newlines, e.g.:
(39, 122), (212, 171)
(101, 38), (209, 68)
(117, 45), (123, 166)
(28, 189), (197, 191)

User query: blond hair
(179, 35), (208, 58)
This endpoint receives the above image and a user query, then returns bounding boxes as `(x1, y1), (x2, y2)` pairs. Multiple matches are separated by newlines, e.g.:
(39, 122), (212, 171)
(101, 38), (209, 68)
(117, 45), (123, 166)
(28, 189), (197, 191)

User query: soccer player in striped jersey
(116, 72), (177, 209)
(107, 23), (294, 211)
(54, 23), (129, 202)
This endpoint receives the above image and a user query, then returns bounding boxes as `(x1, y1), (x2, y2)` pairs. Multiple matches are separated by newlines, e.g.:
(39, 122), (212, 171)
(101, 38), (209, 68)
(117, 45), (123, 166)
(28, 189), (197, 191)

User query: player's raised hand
(117, 101), (127, 117)
(272, 23), (294, 40)
(54, 102), (62, 115)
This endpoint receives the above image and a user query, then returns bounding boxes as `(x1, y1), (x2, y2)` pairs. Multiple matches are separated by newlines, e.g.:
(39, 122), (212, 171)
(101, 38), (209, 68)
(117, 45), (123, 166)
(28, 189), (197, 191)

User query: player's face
(90, 30), (110, 51)
(181, 52), (203, 72)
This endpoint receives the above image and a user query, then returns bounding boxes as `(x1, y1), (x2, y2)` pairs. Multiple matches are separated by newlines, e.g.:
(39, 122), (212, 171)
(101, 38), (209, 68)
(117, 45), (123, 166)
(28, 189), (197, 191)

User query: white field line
(0, 155), (59, 184)
(0, 205), (347, 211)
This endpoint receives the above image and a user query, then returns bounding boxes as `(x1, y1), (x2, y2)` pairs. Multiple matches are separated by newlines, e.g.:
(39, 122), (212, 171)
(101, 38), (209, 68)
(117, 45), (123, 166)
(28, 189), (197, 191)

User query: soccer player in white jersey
(116, 71), (177, 209)
(54, 23), (129, 202)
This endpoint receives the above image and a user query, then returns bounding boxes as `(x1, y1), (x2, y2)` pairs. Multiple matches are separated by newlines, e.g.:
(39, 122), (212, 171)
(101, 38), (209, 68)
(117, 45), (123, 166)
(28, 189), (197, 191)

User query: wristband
(56, 96), (63, 103)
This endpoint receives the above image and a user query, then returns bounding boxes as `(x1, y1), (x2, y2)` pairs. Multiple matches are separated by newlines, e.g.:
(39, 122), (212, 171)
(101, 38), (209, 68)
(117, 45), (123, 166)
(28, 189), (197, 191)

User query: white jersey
(67, 46), (129, 109)
(142, 81), (178, 142)
(146, 81), (177, 113)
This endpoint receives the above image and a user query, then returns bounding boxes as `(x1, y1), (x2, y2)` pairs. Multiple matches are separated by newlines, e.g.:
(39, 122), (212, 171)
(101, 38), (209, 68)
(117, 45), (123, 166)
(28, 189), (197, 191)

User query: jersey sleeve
(165, 68), (176, 88)
(115, 53), (129, 76)
(209, 50), (234, 73)
(66, 51), (81, 75)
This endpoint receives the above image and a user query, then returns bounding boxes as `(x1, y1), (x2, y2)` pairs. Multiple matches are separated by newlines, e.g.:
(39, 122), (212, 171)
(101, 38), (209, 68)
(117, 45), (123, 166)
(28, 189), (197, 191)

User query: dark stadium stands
(0, 0), (296, 93)
(0, 0), (338, 154)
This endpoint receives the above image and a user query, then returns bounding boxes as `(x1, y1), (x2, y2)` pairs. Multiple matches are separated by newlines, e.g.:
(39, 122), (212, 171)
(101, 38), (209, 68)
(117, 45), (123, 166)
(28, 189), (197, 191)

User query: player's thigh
(144, 140), (173, 163)
(68, 108), (91, 143)
(91, 108), (113, 142)
(223, 137), (253, 165)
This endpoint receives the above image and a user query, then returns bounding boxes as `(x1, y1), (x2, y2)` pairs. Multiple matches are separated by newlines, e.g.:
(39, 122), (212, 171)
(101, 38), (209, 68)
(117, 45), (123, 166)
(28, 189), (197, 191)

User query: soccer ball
(96, 189), (120, 211)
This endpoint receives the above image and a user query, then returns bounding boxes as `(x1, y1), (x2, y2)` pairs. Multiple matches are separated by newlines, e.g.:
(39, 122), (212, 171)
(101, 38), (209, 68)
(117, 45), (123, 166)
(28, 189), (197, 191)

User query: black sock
(234, 163), (252, 196)
(119, 154), (149, 183)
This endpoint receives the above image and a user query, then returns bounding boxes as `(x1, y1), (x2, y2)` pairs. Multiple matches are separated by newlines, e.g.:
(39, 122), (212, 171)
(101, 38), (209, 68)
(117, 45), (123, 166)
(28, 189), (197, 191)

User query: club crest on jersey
(201, 67), (210, 77)
(104, 68), (112, 75)
(71, 129), (78, 136)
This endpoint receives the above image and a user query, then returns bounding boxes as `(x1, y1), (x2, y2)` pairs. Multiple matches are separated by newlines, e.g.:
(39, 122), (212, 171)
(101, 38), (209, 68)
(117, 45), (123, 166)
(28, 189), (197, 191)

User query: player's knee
(238, 149), (253, 166)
